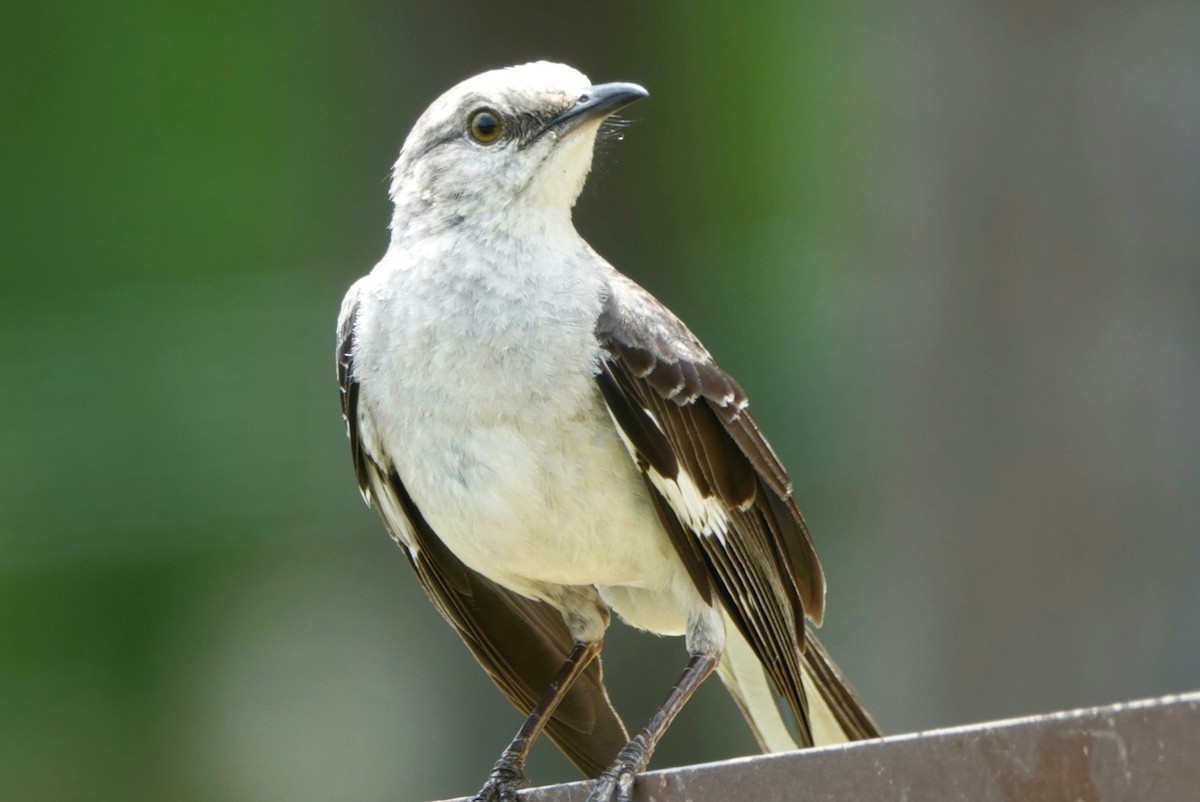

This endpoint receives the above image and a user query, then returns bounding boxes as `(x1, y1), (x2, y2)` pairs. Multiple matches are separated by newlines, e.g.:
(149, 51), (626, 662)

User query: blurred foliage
(3, 2), (1198, 801)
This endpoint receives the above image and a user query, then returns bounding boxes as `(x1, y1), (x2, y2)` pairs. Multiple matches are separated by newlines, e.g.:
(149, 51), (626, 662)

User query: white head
(388, 62), (647, 239)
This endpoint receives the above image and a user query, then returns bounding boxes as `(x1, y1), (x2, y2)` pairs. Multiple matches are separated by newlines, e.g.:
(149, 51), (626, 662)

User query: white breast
(349, 233), (687, 609)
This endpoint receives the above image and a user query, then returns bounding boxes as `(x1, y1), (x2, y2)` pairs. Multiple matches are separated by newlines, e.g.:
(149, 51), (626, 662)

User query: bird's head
(388, 62), (647, 237)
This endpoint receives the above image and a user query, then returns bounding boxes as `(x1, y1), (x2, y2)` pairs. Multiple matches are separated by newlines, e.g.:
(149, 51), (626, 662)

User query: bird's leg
(587, 652), (719, 802)
(472, 639), (603, 802)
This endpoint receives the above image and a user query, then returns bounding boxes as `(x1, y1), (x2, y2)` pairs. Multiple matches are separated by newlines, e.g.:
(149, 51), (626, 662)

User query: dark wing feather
(596, 273), (873, 745)
(337, 294), (628, 776)
(803, 627), (883, 741)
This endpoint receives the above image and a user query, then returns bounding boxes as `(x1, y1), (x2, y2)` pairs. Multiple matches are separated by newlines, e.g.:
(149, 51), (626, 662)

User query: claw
(586, 763), (639, 802)
(471, 762), (528, 802)
(587, 770), (617, 802)
(615, 768), (637, 802)
(587, 738), (646, 802)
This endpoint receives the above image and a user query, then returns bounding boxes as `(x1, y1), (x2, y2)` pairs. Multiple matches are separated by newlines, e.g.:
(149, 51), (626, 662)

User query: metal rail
(440, 692), (1200, 801)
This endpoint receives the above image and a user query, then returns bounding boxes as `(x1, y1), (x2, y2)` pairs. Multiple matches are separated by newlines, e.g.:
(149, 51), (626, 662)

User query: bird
(336, 61), (880, 802)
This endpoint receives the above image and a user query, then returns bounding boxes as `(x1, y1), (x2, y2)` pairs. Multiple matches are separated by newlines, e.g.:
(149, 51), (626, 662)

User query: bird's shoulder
(596, 271), (716, 370)
(595, 272), (778, 490)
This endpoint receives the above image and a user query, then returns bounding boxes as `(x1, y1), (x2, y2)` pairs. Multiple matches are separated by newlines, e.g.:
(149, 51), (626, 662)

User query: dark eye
(468, 109), (503, 144)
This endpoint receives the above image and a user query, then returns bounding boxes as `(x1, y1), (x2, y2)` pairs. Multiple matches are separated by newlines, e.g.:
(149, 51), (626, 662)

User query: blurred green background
(3, 2), (1198, 800)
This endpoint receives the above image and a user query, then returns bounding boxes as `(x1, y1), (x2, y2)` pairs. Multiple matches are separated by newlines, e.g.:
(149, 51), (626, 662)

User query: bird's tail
(716, 612), (881, 750)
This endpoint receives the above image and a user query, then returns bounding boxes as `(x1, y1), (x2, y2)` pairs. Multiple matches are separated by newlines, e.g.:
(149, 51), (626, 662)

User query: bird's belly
(393, 397), (683, 597)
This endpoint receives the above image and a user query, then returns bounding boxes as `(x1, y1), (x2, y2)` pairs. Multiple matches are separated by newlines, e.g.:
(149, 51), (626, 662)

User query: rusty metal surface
(438, 692), (1200, 802)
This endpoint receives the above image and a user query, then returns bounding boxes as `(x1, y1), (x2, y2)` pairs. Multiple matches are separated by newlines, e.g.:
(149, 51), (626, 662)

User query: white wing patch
(645, 465), (731, 543)
(356, 402), (422, 558)
(641, 407), (665, 435)
(367, 464), (422, 558)
(603, 397), (731, 543)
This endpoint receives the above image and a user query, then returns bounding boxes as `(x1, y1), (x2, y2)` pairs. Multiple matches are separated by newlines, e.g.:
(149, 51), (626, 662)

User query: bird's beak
(535, 82), (649, 141)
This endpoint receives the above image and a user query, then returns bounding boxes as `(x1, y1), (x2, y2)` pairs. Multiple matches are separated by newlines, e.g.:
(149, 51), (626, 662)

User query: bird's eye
(468, 109), (503, 144)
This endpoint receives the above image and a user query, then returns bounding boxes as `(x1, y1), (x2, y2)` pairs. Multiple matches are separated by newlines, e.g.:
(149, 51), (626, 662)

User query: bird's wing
(595, 272), (878, 744)
(337, 290), (629, 776)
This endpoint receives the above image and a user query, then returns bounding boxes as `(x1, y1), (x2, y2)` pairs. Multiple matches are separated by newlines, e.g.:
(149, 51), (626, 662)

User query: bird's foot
(470, 760), (528, 802)
(587, 737), (648, 802)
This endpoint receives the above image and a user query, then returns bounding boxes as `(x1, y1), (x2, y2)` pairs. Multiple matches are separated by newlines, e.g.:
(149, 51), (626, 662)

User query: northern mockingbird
(337, 62), (879, 802)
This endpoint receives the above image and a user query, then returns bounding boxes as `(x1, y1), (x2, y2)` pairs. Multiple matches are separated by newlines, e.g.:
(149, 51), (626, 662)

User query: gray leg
(473, 639), (604, 802)
(586, 651), (719, 802)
